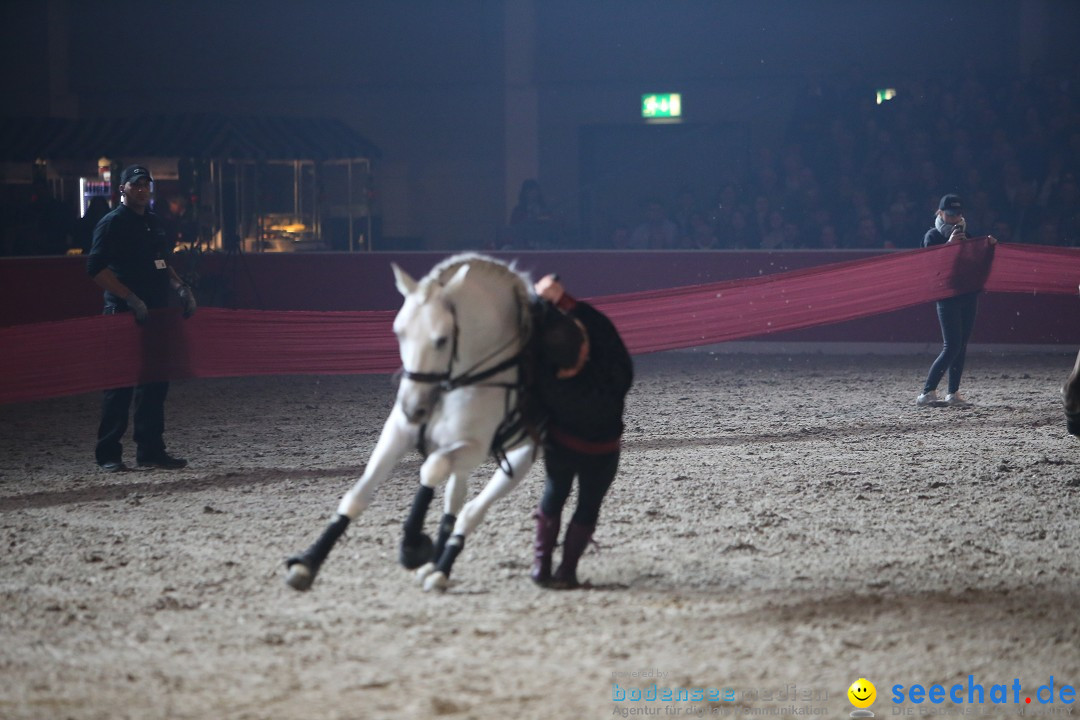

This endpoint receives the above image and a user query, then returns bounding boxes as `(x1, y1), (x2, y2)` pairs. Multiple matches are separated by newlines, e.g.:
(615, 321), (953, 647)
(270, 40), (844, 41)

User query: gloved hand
(178, 285), (197, 319)
(126, 293), (149, 325)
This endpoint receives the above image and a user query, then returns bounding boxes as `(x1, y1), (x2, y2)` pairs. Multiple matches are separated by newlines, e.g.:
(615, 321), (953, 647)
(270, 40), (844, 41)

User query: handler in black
(530, 274), (633, 589)
(87, 165), (197, 472)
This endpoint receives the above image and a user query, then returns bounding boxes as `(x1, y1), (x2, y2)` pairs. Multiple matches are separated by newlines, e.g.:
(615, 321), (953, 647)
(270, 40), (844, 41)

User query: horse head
(391, 262), (471, 424)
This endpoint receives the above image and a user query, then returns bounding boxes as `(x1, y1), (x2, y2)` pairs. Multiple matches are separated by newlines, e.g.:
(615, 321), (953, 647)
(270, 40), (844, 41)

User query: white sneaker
(916, 390), (940, 406)
(945, 392), (972, 408)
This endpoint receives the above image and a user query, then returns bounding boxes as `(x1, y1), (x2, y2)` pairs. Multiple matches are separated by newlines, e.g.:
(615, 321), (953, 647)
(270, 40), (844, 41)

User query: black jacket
(536, 300), (633, 452)
(87, 204), (173, 309)
(923, 221), (974, 248)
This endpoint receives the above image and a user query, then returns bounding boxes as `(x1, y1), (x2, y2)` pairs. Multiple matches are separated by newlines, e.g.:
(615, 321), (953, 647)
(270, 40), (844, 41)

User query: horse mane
(422, 253), (534, 338)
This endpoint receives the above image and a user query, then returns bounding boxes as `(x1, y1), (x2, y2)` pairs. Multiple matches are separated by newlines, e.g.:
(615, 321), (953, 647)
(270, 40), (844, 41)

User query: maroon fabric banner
(1, 310), (400, 404)
(2, 238), (1077, 405)
(594, 237), (999, 354)
(983, 242), (1080, 295)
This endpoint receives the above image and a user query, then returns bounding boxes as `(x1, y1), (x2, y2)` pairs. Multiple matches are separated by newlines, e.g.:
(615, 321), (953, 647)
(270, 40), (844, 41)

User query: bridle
(398, 294), (535, 475)
(399, 303), (525, 393)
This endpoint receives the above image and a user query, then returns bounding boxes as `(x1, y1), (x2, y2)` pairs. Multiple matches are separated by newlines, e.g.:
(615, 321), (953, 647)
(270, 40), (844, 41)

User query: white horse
(286, 253), (539, 592)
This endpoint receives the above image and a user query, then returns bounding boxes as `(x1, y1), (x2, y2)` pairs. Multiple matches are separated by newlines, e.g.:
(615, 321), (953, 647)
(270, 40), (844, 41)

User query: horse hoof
(285, 562), (313, 592)
(399, 533), (434, 569)
(415, 562), (436, 584)
(423, 571), (449, 593)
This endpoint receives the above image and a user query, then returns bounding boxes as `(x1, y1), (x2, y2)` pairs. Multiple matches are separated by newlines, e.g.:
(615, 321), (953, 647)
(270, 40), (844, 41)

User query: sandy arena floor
(1, 350), (1078, 720)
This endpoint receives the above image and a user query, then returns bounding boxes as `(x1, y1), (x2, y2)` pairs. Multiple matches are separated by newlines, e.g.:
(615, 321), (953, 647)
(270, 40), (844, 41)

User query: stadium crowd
(507, 63), (1080, 251)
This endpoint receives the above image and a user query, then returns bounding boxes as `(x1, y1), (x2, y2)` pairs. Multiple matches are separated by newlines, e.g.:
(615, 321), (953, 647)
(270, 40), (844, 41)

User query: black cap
(939, 194), (962, 213)
(120, 165), (153, 185)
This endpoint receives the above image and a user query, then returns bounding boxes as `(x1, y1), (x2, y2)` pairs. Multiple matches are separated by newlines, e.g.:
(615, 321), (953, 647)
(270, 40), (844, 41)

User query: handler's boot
(530, 507), (560, 585)
(552, 521), (594, 589)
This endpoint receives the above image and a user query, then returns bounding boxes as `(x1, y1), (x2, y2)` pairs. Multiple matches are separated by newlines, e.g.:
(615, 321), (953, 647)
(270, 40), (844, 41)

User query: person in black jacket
(916, 193), (990, 408)
(530, 274), (633, 588)
(87, 165), (197, 472)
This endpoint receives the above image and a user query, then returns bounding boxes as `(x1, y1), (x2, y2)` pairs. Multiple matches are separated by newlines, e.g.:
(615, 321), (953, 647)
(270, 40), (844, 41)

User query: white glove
(125, 293), (149, 325)
(178, 286), (197, 319)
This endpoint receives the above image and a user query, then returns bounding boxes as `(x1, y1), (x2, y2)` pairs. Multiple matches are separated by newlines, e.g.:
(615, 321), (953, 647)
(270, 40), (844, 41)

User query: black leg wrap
(402, 484), (435, 541)
(285, 514), (350, 590)
(434, 513), (457, 561)
(400, 484), (436, 569)
(435, 534), (465, 576)
(399, 532), (434, 569)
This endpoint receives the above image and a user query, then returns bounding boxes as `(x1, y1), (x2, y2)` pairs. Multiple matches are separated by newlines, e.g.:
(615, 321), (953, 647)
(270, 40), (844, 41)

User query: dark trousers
(95, 381), (169, 464)
(540, 443), (619, 527)
(922, 293), (979, 395)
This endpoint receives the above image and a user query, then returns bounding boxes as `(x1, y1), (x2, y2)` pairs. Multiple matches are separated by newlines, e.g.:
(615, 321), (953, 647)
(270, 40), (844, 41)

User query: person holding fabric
(530, 274), (633, 589)
(87, 165), (197, 472)
(916, 193), (993, 408)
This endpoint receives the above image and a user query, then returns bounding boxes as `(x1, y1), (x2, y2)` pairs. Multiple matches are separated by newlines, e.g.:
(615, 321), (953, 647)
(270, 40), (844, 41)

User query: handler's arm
(87, 215), (136, 300)
(166, 265), (186, 292)
(535, 274), (578, 312)
(168, 265), (197, 318)
(91, 267), (135, 300)
(90, 266), (149, 324)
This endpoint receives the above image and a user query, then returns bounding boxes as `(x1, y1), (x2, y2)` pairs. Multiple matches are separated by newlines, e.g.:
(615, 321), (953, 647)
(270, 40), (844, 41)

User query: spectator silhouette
(159, 195), (198, 251)
(687, 212), (720, 249)
(722, 209), (758, 249)
(27, 179), (74, 255)
(506, 179), (561, 249)
(510, 179), (551, 225)
(76, 197), (112, 254)
(628, 199), (677, 250)
(670, 187), (698, 243)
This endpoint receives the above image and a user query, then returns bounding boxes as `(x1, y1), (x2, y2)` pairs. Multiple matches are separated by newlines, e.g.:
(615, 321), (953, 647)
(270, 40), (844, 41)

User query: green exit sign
(642, 93), (682, 118)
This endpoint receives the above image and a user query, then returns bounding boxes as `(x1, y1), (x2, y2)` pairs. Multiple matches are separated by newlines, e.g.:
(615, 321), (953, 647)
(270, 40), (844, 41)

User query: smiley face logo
(848, 678), (876, 708)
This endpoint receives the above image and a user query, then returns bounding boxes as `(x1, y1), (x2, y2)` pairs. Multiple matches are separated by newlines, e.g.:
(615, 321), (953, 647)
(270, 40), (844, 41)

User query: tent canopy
(0, 114), (382, 162)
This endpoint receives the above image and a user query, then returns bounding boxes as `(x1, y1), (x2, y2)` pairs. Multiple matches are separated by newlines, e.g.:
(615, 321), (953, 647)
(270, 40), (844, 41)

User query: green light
(642, 93), (682, 118)
(876, 88), (897, 105)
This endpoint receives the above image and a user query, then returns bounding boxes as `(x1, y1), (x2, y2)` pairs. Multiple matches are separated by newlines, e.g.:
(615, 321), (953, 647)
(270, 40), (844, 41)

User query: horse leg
(434, 469), (469, 556)
(399, 484), (436, 569)
(433, 511), (457, 563)
(423, 443), (537, 592)
(411, 470), (466, 578)
(407, 441), (485, 587)
(444, 469), (469, 518)
(285, 412), (415, 591)
(411, 462), (471, 575)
